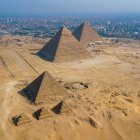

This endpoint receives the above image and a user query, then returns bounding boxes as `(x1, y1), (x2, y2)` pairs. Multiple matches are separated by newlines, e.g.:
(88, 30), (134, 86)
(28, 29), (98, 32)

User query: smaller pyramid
(37, 26), (91, 62)
(72, 22), (103, 45)
(22, 71), (67, 105)
(33, 107), (52, 120)
(12, 113), (31, 126)
(51, 100), (72, 114)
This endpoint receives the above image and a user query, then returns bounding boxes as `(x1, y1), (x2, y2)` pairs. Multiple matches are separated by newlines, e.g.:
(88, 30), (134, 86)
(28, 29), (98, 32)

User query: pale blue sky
(0, 0), (140, 16)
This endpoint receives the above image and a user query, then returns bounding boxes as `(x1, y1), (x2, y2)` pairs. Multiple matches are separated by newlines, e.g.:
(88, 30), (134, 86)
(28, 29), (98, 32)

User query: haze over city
(0, 0), (140, 16)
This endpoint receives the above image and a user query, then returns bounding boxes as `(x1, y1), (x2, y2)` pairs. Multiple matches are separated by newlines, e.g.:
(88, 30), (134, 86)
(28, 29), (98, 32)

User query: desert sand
(0, 35), (140, 140)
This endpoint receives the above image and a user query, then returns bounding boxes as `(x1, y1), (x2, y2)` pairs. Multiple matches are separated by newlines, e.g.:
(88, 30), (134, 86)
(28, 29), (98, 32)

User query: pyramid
(37, 27), (91, 62)
(33, 107), (52, 120)
(72, 22), (103, 45)
(12, 113), (31, 126)
(22, 71), (67, 105)
(51, 100), (72, 114)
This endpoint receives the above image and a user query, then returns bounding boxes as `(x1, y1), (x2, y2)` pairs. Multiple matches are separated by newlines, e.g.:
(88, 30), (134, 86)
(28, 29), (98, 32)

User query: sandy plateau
(0, 35), (140, 140)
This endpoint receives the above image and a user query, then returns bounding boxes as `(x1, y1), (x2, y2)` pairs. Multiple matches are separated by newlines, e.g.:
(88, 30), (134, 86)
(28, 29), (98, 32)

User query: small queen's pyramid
(33, 107), (52, 120)
(12, 113), (31, 126)
(52, 100), (72, 114)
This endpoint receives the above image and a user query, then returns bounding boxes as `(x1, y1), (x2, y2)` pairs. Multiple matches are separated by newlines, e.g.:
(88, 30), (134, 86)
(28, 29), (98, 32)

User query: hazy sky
(0, 0), (140, 16)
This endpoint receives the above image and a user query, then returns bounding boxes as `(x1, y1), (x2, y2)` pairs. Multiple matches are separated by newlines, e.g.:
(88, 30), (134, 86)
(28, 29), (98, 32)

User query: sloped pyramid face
(33, 107), (52, 120)
(37, 27), (91, 62)
(52, 100), (72, 114)
(12, 113), (31, 126)
(72, 22), (102, 44)
(22, 71), (67, 105)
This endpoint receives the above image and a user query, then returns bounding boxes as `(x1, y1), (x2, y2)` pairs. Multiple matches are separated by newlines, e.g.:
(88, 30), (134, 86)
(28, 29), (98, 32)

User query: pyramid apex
(82, 22), (90, 25)
(43, 71), (49, 75)
(57, 26), (71, 36)
(79, 22), (91, 27)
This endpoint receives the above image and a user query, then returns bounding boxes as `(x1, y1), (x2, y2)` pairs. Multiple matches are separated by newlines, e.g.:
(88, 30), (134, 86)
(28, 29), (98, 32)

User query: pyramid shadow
(51, 100), (72, 115)
(18, 89), (34, 104)
(32, 110), (40, 120)
(36, 51), (54, 62)
(18, 72), (45, 104)
(51, 101), (63, 114)
(36, 27), (65, 62)
(29, 51), (53, 62)
(33, 107), (52, 120)
(18, 88), (39, 105)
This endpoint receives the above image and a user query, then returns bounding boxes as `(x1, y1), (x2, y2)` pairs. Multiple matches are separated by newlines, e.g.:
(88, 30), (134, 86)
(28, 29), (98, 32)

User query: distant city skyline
(0, 0), (140, 17)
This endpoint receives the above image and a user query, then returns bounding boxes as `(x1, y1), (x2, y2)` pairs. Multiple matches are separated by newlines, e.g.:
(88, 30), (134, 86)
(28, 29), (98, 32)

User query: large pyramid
(72, 22), (103, 45)
(37, 27), (91, 62)
(22, 71), (67, 105)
